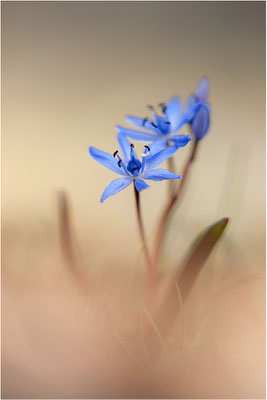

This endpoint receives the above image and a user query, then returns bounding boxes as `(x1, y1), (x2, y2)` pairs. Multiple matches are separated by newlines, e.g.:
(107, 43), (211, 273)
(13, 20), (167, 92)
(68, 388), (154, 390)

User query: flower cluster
(89, 78), (210, 202)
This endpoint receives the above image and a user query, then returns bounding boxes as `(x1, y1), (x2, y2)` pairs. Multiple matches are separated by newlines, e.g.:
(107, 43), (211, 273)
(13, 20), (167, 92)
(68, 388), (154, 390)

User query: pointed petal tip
(170, 134), (191, 147)
(116, 125), (129, 134)
(201, 76), (209, 82)
(169, 95), (180, 102)
(100, 191), (105, 203)
(195, 77), (209, 102)
(198, 76), (209, 88)
(100, 195), (107, 203)
(88, 146), (94, 156)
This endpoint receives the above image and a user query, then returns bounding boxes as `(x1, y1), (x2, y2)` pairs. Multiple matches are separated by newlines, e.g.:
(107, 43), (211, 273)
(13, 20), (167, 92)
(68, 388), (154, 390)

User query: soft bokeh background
(2, 1), (265, 398)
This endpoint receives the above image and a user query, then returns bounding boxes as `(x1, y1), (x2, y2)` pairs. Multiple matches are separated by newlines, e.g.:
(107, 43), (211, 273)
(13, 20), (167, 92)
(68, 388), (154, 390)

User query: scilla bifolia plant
(89, 78), (218, 291)
(89, 77), (230, 365)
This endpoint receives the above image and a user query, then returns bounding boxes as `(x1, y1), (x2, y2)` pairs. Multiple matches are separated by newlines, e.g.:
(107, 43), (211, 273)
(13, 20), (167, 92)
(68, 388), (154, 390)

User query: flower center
(127, 158), (142, 176)
(145, 103), (171, 135)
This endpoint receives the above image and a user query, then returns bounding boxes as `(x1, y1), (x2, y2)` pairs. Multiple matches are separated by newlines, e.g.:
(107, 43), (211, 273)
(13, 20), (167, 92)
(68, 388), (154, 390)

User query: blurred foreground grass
(2, 193), (265, 399)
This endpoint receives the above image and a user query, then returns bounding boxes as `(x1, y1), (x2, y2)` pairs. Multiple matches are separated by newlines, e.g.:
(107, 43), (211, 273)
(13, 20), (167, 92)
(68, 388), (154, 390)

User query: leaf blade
(178, 217), (229, 300)
(146, 217), (229, 362)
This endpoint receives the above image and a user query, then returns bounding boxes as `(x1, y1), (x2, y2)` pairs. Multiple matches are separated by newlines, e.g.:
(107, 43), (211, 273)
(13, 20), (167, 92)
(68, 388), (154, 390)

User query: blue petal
(142, 168), (181, 181)
(140, 140), (166, 172)
(195, 77), (209, 102)
(144, 145), (178, 170)
(116, 125), (157, 142)
(192, 104), (210, 141)
(186, 94), (197, 110)
(89, 147), (126, 176)
(117, 133), (132, 163)
(170, 135), (191, 147)
(165, 96), (182, 133)
(100, 177), (132, 202)
(147, 140), (167, 156)
(184, 97), (201, 123)
(125, 115), (154, 131)
(126, 115), (145, 127)
(152, 112), (169, 134)
(135, 178), (150, 192)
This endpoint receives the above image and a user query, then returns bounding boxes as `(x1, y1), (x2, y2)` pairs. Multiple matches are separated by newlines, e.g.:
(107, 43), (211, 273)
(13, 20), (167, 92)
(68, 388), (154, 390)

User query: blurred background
(2, 1), (265, 398)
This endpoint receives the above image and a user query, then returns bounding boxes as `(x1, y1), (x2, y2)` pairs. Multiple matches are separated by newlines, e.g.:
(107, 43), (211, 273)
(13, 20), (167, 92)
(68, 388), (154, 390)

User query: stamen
(147, 105), (154, 111)
(130, 143), (135, 148)
(165, 121), (171, 125)
(118, 159), (122, 168)
(142, 117), (148, 126)
(142, 145), (150, 158)
(159, 102), (167, 113)
(151, 122), (158, 128)
(113, 150), (118, 157)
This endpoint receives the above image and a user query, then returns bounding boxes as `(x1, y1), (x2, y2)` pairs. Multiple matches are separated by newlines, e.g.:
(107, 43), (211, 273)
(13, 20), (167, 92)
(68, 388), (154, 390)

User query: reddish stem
(153, 140), (199, 266)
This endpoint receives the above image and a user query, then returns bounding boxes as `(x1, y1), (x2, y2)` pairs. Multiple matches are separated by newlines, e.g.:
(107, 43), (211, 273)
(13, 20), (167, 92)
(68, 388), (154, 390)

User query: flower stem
(167, 156), (176, 197)
(134, 185), (155, 288)
(153, 139), (199, 266)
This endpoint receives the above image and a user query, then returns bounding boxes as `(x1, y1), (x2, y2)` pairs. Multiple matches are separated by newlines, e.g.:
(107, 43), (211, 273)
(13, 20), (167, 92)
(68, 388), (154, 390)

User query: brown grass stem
(57, 190), (88, 291)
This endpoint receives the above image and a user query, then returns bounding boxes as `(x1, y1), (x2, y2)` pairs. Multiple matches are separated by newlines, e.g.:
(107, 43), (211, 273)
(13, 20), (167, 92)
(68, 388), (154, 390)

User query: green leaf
(146, 217), (229, 362)
(178, 217), (229, 300)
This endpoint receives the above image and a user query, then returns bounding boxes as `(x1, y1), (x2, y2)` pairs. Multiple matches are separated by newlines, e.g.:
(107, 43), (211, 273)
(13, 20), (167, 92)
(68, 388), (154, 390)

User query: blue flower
(116, 96), (191, 148)
(89, 135), (181, 202)
(186, 77), (211, 141)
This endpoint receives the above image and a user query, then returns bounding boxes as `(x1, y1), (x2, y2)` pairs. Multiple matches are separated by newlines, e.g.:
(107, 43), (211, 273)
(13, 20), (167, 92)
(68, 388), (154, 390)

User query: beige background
(2, 1), (265, 265)
(2, 3), (265, 398)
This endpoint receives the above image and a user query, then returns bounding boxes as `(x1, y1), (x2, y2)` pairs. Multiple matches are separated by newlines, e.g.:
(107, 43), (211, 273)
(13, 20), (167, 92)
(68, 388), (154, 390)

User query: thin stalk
(167, 156), (176, 197)
(134, 185), (155, 288)
(153, 140), (199, 266)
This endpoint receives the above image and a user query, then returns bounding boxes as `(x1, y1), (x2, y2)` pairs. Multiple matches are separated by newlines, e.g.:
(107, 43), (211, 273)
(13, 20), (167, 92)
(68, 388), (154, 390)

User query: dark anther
(165, 121), (171, 125)
(132, 166), (139, 172)
(151, 122), (158, 128)
(144, 145), (150, 151)
(147, 105), (154, 110)
(130, 143), (135, 148)
(113, 150), (118, 157)
(142, 117), (148, 126)
(118, 159), (122, 167)
(159, 102), (167, 113)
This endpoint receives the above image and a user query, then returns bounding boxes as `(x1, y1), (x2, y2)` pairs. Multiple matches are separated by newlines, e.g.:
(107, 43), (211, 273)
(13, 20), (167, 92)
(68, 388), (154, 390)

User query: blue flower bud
(192, 104), (210, 141)
(186, 77), (211, 141)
